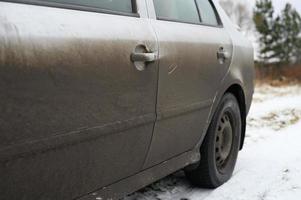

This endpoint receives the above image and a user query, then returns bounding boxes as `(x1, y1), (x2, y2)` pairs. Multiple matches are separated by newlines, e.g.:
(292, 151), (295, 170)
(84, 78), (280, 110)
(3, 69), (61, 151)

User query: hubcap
(215, 112), (233, 173)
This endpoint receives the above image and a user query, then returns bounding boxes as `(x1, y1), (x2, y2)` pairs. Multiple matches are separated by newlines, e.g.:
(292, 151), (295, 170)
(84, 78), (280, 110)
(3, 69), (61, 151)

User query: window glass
(196, 0), (219, 26)
(43, 0), (133, 13)
(153, 0), (200, 24)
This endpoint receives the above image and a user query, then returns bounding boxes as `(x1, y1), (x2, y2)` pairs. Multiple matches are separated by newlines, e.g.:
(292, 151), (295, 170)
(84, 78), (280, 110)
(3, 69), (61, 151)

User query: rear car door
(0, 0), (158, 199)
(143, 0), (233, 168)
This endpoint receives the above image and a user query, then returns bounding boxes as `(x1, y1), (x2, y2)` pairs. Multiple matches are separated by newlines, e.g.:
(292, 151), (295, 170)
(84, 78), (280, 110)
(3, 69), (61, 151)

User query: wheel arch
(224, 84), (246, 150)
(185, 83), (247, 174)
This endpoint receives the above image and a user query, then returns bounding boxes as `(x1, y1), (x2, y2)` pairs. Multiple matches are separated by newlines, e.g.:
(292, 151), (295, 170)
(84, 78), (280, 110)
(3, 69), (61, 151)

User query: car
(0, 0), (254, 199)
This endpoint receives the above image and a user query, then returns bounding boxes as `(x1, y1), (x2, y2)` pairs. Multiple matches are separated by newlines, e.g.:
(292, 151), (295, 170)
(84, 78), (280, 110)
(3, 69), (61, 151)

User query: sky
(251, 0), (301, 14)
(218, 0), (301, 14)
(219, 0), (301, 15)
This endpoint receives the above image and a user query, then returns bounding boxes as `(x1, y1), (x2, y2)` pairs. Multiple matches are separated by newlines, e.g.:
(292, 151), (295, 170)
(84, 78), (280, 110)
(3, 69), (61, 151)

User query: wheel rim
(215, 112), (233, 173)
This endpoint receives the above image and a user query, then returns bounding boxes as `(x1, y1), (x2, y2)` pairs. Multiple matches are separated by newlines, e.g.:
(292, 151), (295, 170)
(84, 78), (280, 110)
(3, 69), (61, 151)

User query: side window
(196, 0), (220, 26)
(43, 0), (134, 13)
(153, 0), (200, 24)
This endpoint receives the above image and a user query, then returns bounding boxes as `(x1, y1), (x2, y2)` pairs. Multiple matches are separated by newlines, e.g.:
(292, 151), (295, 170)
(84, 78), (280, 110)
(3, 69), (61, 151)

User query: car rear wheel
(185, 93), (242, 188)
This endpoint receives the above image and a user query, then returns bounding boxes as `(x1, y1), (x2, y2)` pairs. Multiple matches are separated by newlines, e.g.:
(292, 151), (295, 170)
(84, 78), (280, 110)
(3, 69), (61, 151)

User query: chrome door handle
(217, 47), (230, 64)
(131, 52), (157, 62)
(131, 44), (158, 71)
(217, 51), (230, 59)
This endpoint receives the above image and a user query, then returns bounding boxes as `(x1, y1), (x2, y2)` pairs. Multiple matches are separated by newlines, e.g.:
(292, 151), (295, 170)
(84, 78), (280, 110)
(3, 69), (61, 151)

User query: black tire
(185, 93), (242, 188)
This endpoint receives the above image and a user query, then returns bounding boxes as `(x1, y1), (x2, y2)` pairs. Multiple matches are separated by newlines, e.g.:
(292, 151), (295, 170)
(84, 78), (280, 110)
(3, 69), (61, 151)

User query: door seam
(141, 18), (160, 170)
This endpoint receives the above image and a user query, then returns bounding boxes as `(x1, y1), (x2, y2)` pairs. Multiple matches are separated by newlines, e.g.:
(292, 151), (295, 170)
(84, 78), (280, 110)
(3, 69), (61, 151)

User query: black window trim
(154, 0), (223, 28)
(0, 0), (140, 17)
(195, 0), (223, 27)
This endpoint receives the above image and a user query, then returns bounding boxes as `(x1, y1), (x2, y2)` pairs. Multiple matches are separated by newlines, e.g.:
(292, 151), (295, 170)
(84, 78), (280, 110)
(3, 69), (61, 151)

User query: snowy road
(124, 85), (301, 200)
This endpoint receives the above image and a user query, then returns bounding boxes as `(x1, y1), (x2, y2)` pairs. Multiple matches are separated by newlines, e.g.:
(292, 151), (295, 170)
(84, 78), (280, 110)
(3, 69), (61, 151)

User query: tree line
(254, 0), (301, 64)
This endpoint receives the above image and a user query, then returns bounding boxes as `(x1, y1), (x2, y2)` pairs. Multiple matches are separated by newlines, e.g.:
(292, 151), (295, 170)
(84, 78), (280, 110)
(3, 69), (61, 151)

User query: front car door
(144, 0), (233, 168)
(0, 0), (158, 199)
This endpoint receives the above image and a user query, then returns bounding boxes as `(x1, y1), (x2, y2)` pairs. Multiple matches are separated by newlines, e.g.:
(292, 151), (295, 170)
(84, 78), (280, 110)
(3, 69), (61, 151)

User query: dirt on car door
(143, 0), (233, 168)
(0, 1), (159, 199)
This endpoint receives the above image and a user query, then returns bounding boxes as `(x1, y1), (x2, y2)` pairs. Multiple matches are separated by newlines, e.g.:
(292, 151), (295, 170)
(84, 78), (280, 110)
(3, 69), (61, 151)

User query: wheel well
(225, 84), (246, 150)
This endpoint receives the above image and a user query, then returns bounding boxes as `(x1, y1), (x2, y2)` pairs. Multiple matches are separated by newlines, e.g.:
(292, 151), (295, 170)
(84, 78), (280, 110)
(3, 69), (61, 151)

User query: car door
(143, 0), (233, 168)
(0, 0), (158, 199)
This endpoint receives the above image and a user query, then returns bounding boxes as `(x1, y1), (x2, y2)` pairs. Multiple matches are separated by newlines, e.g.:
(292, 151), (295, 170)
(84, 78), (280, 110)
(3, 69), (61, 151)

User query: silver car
(0, 0), (254, 199)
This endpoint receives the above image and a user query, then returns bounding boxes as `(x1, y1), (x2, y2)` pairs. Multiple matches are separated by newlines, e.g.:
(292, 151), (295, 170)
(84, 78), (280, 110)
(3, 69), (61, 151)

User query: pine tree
(278, 4), (301, 64)
(254, 1), (301, 64)
(253, 0), (275, 63)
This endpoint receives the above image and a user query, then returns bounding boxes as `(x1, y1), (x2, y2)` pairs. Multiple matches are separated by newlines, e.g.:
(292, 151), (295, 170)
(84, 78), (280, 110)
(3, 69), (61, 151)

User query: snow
(124, 85), (301, 200)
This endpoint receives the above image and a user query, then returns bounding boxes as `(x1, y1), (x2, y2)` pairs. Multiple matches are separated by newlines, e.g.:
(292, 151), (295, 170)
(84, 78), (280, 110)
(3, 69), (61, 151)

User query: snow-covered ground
(125, 85), (301, 200)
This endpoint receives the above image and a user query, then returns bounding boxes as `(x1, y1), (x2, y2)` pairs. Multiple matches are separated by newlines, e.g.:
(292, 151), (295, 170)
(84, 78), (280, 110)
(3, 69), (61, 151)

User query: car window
(153, 0), (200, 24)
(196, 0), (219, 26)
(43, 0), (134, 13)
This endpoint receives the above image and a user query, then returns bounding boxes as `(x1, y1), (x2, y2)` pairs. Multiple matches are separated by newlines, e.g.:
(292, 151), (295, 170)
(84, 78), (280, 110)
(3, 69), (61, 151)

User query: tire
(185, 93), (242, 188)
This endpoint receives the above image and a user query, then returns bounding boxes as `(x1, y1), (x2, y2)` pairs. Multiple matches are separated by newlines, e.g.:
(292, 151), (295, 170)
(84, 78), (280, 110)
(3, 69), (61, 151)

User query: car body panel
(0, 1), (159, 199)
(143, 18), (233, 168)
(192, 1), (255, 152)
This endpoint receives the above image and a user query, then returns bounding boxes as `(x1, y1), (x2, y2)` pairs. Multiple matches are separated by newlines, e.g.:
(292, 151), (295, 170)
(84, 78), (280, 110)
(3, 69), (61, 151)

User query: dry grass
(255, 64), (301, 86)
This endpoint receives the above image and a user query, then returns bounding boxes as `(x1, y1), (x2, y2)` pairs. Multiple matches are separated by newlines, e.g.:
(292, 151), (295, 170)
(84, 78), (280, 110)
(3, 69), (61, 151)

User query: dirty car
(0, 0), (254, 199)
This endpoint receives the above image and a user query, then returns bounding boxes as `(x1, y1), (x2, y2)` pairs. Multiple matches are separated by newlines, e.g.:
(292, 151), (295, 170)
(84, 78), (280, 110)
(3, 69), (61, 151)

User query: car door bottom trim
(0, 113), (156, 162)
(77, 149), (199, 200)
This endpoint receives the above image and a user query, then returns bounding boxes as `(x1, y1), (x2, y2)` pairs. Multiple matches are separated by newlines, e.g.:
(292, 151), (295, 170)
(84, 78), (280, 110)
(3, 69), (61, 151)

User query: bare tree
(219, 0), (254, 34)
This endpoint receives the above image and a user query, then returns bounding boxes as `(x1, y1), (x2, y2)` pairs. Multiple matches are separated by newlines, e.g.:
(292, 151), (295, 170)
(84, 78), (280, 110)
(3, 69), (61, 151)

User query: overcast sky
(254, 0), (301, 14)
(218, 0), (301, 14)
(236, 0), (301, 14)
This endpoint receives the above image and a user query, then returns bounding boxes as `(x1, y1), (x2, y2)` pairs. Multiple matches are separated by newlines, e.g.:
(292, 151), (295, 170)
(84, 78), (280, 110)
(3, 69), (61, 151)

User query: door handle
(131, 45), (158, 71)
(131, 52), (157, 62)
(217, 47), (230, 64)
